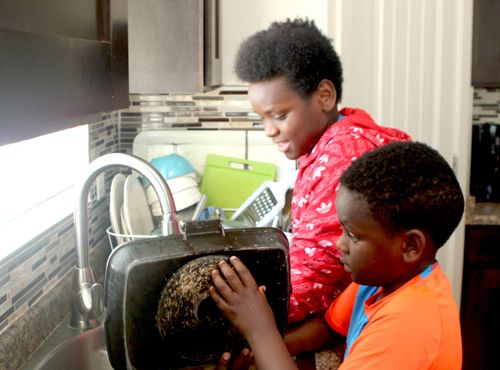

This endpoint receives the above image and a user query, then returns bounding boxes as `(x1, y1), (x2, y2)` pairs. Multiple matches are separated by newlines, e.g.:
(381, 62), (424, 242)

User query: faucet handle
(90, 283), (104, 319)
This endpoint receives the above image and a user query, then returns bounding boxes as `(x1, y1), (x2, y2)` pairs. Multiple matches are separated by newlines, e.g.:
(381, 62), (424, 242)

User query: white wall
(220, 0), (328, 84)
(221, 0), (473, 304)
(328, 0), (473, 304)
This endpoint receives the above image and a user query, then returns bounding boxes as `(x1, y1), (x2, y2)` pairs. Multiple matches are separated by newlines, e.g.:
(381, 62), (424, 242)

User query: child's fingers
(229, 256), (258, 289)
(248, 351), (258, 370)
(217, 259), (244, 292)
(210, 269), (236, 303)
(230, 348), (251, 369)
(213, 351), (231, 370)
(209, 284), (233, 316)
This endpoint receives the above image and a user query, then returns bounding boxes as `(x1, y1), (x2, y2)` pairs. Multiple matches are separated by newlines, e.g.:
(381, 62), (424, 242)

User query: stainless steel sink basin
(21, 323), (112, 370)
(21, 318), (221, 370)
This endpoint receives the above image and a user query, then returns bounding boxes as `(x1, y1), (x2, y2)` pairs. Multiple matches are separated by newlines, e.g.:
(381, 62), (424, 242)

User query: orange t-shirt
(325, 262), (462, 370)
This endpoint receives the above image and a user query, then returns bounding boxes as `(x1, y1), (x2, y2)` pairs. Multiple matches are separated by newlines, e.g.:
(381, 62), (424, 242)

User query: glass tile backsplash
(473, 88), (500, 124)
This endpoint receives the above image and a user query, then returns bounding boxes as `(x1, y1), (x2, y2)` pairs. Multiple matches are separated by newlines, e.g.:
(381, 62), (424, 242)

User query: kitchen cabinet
(0, 0), (129, 145)
(128, 0), (221, 94)
(461, 225), (500, 370)
(471, 0), (500, 87)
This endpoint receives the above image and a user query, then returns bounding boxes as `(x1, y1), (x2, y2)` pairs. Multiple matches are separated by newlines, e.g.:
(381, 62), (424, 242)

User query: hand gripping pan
(104, 220), (290, 369)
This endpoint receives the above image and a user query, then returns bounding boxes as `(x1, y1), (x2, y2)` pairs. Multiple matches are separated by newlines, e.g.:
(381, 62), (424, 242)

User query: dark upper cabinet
(472, 0), (500, 87)
(0, 0), (128, 145)
(461, 225), (500, 370)
(128, 0), (221, 94)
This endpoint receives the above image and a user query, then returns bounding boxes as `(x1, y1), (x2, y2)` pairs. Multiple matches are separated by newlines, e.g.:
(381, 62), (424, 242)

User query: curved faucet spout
(74, 153), (179, 268)
(70, 153), (180, 329)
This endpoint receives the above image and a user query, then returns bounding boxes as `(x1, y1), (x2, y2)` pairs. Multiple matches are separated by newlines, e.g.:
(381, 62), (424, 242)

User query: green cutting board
(200, 154), (276, 213)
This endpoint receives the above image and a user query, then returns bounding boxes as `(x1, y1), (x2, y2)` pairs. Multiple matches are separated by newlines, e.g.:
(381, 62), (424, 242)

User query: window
(0, 126), (89, 260)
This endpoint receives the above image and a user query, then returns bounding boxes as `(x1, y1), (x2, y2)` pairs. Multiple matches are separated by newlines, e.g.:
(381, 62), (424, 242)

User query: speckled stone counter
(465, 197), (500, 225)
(0, 242), (109, 370)
(314, 348), (343, 369)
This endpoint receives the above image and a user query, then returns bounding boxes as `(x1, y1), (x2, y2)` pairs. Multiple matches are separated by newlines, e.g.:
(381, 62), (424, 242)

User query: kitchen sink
(21, 321), (112, 370)
(20, 315), (221, 370)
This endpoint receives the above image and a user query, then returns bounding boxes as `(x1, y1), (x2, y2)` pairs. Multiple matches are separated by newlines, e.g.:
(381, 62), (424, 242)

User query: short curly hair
(234, 18), (343, 101)
(340, 141), (464, 248)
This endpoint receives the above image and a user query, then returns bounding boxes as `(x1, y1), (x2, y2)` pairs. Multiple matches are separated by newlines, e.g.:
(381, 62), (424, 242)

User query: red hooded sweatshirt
(288, 107), (411, 323)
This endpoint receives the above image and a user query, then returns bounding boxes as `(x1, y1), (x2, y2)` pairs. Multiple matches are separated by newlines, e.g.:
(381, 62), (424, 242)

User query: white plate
(123, 175), (155, 237)
(120, 205), (132, 242)
(110, 173), (126, 244)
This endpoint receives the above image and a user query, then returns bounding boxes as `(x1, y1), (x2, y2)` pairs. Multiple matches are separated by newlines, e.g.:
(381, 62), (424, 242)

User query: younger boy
(210, 141), (464, 369)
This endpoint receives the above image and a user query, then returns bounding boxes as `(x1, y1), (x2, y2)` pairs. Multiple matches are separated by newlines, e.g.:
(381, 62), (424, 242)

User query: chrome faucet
(70, 153), (180, 329)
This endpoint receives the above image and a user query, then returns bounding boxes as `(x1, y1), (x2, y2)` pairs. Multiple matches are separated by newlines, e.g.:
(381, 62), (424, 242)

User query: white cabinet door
(327, 0), (473, 304)
(220, 0), (329, 84)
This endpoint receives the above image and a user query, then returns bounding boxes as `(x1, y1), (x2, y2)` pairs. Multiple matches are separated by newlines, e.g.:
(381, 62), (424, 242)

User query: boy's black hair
(340, 141), (464, 248)
(234, 18), (343, 101)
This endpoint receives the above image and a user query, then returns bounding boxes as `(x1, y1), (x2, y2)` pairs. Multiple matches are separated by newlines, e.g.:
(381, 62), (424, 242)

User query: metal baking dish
(104, 220), (290, 369)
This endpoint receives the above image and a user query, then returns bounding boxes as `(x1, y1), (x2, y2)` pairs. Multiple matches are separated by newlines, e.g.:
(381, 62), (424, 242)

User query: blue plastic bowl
(150, 153), (195, 180)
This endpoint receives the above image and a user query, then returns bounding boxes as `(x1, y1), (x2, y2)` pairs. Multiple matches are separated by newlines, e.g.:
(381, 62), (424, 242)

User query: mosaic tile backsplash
(0, 112), (119, 369)
(120, 87), (263, 154)
(0, 113), (119, 332)
(473, 87), (500, 124)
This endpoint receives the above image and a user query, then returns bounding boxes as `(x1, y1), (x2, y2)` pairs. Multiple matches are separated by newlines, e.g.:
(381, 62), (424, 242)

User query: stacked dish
(146, 173), (201, 214)
(109, 173), (155, 246)
(146, 154), (202, 213)
(108, 154), (201, 248)
(109, 173), (127, 245)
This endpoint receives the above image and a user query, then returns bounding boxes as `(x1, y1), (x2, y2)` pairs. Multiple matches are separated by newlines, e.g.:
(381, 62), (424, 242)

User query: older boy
(211, 141), (464, 369)
(234, 18), (411, 325)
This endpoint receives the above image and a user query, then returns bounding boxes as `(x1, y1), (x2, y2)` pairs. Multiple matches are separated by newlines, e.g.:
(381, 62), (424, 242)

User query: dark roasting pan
(104, 220), (290, 369)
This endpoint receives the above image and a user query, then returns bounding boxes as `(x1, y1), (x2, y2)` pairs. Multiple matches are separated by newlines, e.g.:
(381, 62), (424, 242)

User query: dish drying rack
(106, 226), (158, 250)
(230, 171), (297, 228)
(106, 193), (209, 250)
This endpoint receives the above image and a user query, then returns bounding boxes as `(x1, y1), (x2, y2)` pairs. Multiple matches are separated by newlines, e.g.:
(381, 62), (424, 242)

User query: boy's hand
(214, 349), (257, 370)
(210, 256), (277, 343)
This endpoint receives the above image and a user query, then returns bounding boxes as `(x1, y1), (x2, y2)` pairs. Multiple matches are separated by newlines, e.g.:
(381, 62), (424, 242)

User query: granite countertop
(465, 197), (500, 225)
